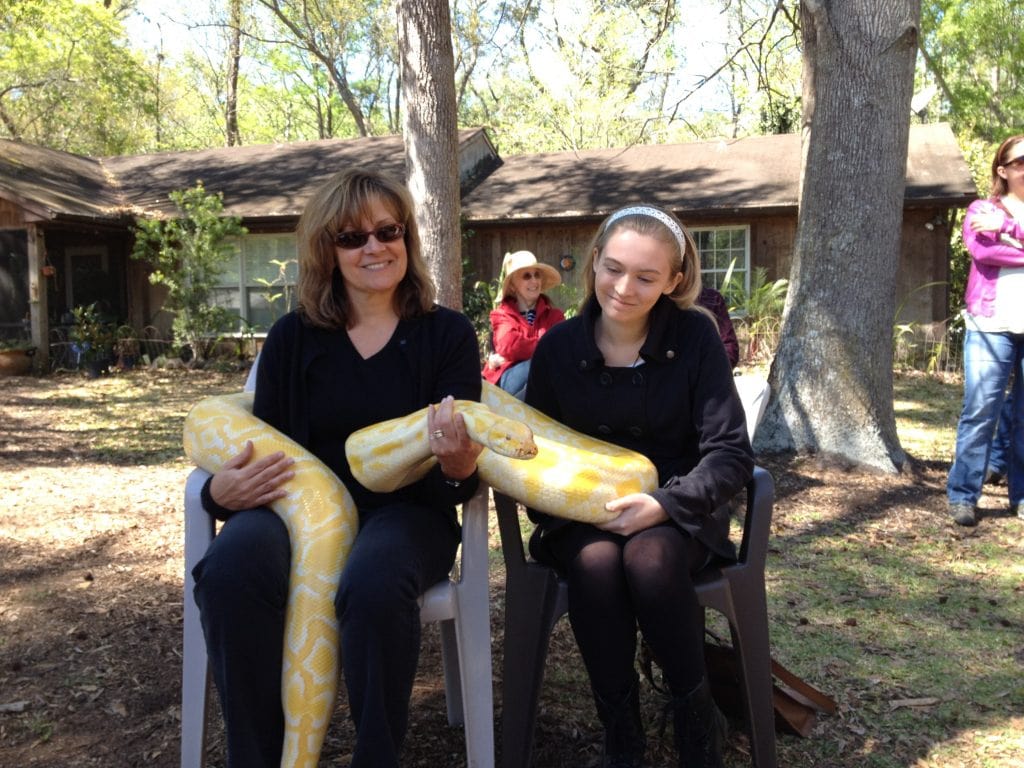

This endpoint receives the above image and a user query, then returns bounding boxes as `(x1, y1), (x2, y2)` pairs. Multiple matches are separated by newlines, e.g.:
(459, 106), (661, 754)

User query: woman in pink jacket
(483, 251), (565, 399)
(947, 134), (1024, 527)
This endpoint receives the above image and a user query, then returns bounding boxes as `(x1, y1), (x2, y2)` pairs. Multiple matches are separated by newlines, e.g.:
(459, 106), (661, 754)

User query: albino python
(183, 380), (657, 767)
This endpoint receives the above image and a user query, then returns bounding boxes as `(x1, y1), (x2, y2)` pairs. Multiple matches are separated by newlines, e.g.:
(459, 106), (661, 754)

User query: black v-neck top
(251, 306), (482, 513)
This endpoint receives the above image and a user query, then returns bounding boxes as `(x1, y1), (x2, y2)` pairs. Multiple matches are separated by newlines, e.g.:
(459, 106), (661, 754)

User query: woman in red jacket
(483, 250), (565, 398)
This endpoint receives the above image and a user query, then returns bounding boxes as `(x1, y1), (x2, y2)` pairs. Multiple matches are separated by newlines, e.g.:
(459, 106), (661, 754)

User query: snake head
(486, 419), (538, 460)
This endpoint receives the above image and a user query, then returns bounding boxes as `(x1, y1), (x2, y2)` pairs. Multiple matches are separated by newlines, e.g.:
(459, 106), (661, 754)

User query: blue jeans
(988, 377), (1015, 475)
(947, 329), (1024, 507)
(192, 502), (460, 768)
(498, 359), (530, 400)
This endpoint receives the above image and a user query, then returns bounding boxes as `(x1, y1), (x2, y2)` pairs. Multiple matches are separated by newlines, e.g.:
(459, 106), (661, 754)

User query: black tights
(546, 523), (708, 699)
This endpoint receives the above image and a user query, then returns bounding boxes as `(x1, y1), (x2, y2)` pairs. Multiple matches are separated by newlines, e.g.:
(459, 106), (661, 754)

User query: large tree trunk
(396, 0), (463, 310)
(755, 0), (921, 472)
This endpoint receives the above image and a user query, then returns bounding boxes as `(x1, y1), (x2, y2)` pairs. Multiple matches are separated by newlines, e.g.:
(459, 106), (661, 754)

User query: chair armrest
(736, 465), (775, 570)
(183, 468), (217, 598)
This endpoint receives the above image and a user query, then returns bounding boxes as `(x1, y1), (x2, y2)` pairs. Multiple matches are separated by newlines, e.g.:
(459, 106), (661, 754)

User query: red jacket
(482, 295), (565, 384)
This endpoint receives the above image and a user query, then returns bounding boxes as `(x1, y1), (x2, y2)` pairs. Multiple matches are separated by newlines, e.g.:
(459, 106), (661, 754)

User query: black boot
(593, 678), (647, 768)
(672, 677), (726, 768)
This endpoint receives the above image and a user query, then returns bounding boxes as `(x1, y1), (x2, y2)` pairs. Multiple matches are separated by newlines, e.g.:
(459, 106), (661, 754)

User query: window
(214, 234), (299, 332)
(692, 226), (750, 301)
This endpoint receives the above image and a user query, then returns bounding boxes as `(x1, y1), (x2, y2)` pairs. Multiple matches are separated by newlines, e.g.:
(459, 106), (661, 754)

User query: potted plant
(69, 304), (115, 377)
(114, 325), (140, 370)
(0, 339), (36, 376)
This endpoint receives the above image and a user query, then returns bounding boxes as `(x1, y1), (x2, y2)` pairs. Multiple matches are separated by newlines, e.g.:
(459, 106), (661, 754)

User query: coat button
(579, 360), (589, 370)
(666, 350), (676, 359)
(631, 371), (644, 386)
(599, 372), (613, 386)
(597, 424), (612, 435)
(629, 426), (643, 437)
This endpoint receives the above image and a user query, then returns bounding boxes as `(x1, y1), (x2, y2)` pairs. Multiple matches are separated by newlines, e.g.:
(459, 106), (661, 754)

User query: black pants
(192, 502), (460, 768)
(544, 522), (709, 700)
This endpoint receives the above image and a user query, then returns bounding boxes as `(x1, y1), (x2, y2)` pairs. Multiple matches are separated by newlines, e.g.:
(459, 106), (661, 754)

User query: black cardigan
(524, 295), (754, 561)
(201, 306), (482, 519)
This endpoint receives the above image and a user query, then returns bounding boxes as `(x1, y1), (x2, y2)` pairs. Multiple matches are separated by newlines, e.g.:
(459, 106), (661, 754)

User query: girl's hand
(428, 396), (483, 481)
(597, 493), (668, 536)
(208, 441), (295, 511)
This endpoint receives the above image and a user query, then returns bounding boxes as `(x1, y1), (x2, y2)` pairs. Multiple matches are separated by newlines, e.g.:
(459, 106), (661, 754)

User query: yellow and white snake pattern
(183, 380), (657, 767)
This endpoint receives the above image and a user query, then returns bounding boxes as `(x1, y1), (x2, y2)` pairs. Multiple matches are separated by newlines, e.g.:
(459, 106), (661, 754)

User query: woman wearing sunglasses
(191, 168), (483, 767)
(483, 250), (566, 398)
(947, 135), (1024, 527)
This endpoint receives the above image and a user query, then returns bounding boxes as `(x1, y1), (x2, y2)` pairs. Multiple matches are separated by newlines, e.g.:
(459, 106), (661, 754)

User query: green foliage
(461, 253), (499, 361)
(723, 266), (788, 364)
(919, 0), (1024, 142)
(130, 182), (247, 361)
(0, 0), (152, 154)
(254, 0), (399, 136)
(69, 303), (116, 366)
(470, 0), (685, 153)
(253, 257), (298, 324)
(0, 337), (33, 352)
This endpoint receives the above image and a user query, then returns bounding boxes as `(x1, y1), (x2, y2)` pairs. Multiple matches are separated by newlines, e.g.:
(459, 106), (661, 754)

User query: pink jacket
(482, 295), (565, 384)
(962, 198), (1024, 318)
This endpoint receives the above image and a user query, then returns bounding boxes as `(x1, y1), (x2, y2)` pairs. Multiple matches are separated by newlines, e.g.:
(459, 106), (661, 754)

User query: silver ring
(431, 429), (445, 439)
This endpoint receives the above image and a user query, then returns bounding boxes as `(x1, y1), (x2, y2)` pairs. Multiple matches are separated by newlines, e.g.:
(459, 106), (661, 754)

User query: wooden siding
(462, 206), (954, 326)
(0, 198), (28, 228)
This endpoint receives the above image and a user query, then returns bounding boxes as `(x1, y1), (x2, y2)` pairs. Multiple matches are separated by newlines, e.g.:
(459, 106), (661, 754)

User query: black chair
(494, 464), (778, 768)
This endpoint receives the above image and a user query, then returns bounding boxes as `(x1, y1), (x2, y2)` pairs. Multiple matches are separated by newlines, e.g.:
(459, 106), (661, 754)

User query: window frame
(213, 233), (299, 333)
(691, 224), (751, 313)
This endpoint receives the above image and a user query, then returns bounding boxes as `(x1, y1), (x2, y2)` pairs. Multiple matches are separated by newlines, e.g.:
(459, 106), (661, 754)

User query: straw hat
(500, 250), (561, 298)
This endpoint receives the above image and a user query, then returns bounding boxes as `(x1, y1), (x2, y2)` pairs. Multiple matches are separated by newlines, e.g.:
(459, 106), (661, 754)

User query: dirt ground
(0, 369), (1020, 768)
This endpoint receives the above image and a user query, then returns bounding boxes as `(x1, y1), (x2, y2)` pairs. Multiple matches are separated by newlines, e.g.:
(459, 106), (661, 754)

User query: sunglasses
(1002, 156), (1024, 169)
(516, 270), (543, 281)
(333, 223), (405, 249)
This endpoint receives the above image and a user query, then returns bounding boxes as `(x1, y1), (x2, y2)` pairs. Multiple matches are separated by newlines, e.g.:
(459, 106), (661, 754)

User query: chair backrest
(244, 354), (260, 393)
(733, 374), (769, 443)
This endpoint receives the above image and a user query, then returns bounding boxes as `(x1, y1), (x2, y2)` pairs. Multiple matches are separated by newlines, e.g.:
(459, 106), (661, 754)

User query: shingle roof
(0, 123), (974, 226)
(0, 130), (486, 223)
(103, 134), (412, 219)
(0, 139), (126, 221)
(460, 122), (976, 223)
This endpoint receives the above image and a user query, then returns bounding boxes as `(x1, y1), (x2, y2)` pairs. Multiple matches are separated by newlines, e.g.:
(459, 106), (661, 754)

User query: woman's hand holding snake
(427, 395), (483, 481)
(209, 441), (295, 512)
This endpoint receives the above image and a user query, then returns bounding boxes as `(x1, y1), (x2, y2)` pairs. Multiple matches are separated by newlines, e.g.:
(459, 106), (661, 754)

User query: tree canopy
(0, 0), (152, 154)
(4, 1), (1015, 155)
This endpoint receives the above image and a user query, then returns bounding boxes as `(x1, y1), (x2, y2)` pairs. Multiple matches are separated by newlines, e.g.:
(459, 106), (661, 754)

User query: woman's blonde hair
(990, 135), (1024, 199)
(295, 167), (435, 329)
(582, 204), (710, 319)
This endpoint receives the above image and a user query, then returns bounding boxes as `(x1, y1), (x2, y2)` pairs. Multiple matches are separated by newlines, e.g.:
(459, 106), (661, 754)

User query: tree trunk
(396, 0), (463, 310)
(755, 0), (921, 472)
(225, 0), (242, 146)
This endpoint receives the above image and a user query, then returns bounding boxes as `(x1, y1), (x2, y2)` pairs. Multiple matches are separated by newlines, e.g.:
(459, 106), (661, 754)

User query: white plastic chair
(733, 374), (770, 442)
(180, 363), (495, 767)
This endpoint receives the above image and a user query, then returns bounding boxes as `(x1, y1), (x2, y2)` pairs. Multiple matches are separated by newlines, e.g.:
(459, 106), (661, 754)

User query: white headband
(604, 206), (687, 254)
